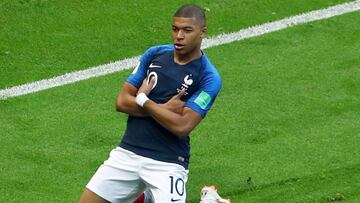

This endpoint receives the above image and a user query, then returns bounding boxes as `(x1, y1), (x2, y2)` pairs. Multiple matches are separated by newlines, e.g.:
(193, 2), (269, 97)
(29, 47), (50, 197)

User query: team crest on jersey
(177, 74), (193, 95)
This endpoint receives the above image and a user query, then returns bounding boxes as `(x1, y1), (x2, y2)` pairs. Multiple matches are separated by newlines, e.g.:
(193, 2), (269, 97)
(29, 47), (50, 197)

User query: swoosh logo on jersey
(171, 198), (181, 202)
(149, 63), (162, 68)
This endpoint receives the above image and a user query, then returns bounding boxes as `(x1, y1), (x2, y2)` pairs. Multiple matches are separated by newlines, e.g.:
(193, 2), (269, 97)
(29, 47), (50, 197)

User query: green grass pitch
(1, 0), (359, 202)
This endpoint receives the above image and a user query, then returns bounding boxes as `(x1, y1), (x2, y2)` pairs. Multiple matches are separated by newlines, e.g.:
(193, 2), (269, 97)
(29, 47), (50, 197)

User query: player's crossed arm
(116, 82), (148, 117)
(135, 78), (203, 138)
(116, 80), (188, 118)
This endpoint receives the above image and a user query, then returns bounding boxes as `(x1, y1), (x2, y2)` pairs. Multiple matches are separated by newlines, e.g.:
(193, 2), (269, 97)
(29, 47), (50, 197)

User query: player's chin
(174, 46), (189, 55)
(174, 49), (186, 55)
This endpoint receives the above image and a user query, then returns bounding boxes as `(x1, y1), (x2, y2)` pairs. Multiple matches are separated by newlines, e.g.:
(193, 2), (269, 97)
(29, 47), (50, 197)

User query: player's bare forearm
(135, 77), (202, 137)
(143, 100), (202, 138)
(116, 82), (148, 117)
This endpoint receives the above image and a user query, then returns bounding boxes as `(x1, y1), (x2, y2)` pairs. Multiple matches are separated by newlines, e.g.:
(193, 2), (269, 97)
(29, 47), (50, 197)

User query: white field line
(1, 0), (360, 100)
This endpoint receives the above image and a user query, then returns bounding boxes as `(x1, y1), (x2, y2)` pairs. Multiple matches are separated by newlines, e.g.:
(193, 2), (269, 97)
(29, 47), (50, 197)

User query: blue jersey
(119, 45), (222, 169)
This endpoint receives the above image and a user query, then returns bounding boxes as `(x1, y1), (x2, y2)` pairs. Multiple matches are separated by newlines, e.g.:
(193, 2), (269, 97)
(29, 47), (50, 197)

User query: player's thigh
(86, 147), (146, 203)
(141, 161), (188, 203)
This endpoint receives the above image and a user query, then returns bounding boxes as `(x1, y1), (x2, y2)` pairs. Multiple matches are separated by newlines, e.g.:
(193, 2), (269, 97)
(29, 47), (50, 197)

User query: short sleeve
(186, 60), (222, 118)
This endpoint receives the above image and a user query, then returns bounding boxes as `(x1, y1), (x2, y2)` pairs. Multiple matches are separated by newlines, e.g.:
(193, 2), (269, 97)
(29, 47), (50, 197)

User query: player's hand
(138, 77), (155, 96)
(162, 88), (186, 114)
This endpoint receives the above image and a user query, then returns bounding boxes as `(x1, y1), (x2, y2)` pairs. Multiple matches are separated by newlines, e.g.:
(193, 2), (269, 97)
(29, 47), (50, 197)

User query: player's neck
(174, 49), (202, 65)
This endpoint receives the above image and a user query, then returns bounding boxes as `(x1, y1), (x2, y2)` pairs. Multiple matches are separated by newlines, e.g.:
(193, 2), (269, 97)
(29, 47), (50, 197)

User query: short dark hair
(174, 4), (206, 27)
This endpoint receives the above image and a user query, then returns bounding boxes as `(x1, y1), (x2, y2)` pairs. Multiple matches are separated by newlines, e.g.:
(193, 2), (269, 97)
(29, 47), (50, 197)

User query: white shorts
(86, 147), (189, 203)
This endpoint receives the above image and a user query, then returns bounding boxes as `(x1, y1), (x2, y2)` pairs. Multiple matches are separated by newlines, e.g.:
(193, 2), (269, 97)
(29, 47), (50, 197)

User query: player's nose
(177, 30), (185, 40)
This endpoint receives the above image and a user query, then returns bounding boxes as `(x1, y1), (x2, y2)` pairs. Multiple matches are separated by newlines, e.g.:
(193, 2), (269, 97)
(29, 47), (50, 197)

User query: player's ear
(200, 27), (207, 38)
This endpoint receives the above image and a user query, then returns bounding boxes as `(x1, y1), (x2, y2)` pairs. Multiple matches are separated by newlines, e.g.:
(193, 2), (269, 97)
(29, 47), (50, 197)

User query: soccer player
(78, 4), (222, 203)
